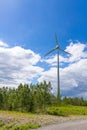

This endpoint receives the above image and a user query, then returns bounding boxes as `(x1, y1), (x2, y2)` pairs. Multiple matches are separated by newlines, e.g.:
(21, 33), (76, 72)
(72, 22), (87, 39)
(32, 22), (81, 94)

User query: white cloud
(0, 40), (9, 47)
(38, 67), (57, 83)
(38, 67), (57, 93)
(43, 55), (57, 66)
(0, 41), (43, 87)
(66, 42), (87, 62)
(60, 59), (87, 90)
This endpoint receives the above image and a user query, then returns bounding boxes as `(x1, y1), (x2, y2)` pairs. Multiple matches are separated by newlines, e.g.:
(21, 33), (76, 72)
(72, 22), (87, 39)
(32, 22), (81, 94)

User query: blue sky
(0, 0), (87, 98)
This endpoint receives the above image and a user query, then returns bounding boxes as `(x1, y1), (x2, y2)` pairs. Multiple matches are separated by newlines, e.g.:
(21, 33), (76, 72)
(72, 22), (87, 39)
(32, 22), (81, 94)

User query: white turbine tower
(45, 34), (71, 102)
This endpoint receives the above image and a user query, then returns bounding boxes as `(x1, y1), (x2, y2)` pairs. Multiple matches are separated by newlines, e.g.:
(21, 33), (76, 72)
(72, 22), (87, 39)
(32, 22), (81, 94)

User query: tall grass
(47, 106), (87, 116)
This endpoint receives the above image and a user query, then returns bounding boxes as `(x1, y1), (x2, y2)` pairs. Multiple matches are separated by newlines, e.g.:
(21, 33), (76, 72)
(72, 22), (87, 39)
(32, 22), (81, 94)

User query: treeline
(62, 96), (87, 106)
(0, 81), (55, 112)
(0, 81), (87, 112)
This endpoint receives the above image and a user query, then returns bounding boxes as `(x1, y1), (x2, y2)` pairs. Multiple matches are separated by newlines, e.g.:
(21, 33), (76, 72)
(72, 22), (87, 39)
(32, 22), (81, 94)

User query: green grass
(12, 123), (40, 130)
(0, 120), (4, 127)
(0, 122), (40, 130)
(47, 106), (87, 116)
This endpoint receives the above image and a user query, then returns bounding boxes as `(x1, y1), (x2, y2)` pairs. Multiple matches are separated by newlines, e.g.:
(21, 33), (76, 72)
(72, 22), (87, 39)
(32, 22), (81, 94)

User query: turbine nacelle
(56, 44), (59, 49)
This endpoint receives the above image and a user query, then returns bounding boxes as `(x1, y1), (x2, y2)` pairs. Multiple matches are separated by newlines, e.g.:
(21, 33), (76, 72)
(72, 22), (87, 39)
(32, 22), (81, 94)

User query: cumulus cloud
(38, 42), (87, 97)
(38, 67), (57, 93)
(0, 41), (43, 87)
(60, 59), (87, 90)
(66, 42), (87, 62)
(0, 40), (9, 47)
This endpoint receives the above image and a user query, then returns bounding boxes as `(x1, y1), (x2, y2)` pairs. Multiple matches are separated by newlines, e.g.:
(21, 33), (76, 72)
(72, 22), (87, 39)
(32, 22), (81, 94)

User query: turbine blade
(45, 48), (57, 56)
(59, 48), (71, 55)
(55, 33), (59, 46)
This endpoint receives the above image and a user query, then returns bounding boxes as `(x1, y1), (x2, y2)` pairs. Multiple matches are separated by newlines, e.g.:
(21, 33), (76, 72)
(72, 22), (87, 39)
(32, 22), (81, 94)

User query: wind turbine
(45, 34), (71, 102)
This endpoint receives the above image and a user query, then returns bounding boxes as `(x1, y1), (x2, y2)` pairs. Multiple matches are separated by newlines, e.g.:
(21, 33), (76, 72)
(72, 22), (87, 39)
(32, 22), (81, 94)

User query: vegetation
(47, 106), (87, 116)
(0, 81), (87, 116)
(1, 107), (87, 130)
(0, 81), (54, 112)
(0, 120), (40, 130)
(0, 111), (42, 130)
(0, 120), (4, 127)
(0, 81), (87, 129)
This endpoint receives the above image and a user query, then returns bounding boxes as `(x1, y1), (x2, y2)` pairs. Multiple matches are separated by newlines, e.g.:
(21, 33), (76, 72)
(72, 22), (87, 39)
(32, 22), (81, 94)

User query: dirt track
(36, 119), (87, 130)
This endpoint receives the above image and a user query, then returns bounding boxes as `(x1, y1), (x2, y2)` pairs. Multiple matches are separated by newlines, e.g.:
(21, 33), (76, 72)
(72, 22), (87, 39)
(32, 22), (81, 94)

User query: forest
(0, 80), (87, 113)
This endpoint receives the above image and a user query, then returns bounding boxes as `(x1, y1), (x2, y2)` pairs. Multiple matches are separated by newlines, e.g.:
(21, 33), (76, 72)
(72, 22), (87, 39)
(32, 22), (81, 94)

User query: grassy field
(47, 106), (87, 116)
(0, 106), (87, 130)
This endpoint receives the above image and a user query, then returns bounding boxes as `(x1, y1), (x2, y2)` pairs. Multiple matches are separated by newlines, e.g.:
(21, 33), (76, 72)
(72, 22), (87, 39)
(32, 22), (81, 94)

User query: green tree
(0, 88), (3, 109)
